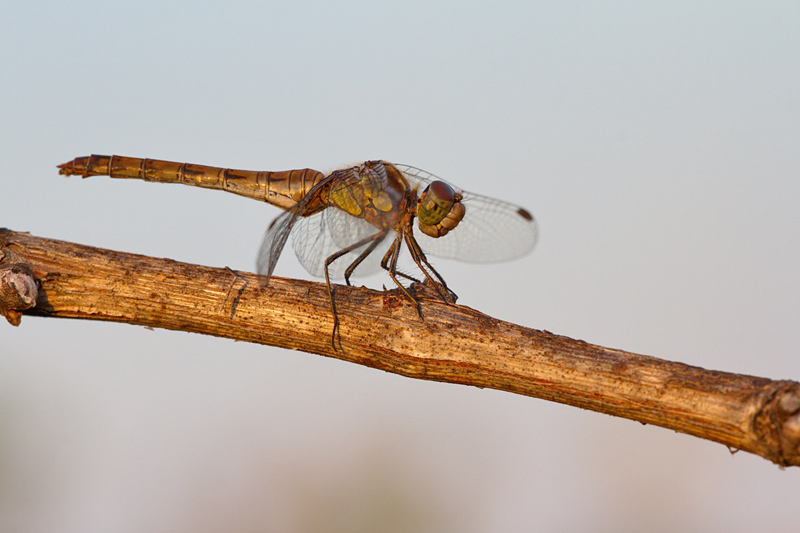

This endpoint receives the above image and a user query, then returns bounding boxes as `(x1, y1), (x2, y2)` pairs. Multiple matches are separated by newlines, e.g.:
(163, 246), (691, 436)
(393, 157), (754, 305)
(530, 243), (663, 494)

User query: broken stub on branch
(0, 259), (39, 326)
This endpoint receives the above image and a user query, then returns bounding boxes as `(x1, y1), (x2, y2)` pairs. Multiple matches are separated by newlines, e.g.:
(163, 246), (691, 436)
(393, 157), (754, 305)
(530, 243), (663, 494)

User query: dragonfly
(58, 155), (538, 347)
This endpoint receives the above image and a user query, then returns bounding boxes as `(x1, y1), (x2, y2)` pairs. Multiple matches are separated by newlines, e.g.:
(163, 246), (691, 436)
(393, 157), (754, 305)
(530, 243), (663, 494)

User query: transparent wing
(256, 176), (338, 281)
(258, 172), (395, 281)
(291, 206), (392, 279)
(256, 200), (304, 283)
(395, 164), (538, 262)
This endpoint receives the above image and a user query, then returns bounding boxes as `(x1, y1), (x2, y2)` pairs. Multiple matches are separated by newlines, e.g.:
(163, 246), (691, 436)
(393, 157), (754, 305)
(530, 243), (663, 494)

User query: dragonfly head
(417, 181), (466, 238)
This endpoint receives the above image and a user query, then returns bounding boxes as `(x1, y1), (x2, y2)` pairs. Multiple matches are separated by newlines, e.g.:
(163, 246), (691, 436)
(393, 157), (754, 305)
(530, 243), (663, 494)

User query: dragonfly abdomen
(57, 155), (326, 211)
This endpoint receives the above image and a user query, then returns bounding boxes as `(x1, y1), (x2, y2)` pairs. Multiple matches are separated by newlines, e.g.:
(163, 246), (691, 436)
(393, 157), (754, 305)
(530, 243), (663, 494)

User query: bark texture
(2, 228), (798, 467)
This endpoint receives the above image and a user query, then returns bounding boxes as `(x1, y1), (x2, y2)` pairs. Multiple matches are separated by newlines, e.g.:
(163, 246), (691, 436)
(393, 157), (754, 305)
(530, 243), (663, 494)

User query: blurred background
(2, 1), (799, 531)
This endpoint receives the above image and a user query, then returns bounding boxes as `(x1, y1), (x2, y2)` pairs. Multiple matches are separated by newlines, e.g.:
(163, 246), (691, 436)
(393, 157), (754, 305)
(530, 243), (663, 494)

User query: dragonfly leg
(381, 234), (423, 318)
(378, 245), (420, 283)
(324, 230), (389, 350)
(396, 271), (420, 282)
(343, 231), (388, 286)
(403, 233), (456, 304)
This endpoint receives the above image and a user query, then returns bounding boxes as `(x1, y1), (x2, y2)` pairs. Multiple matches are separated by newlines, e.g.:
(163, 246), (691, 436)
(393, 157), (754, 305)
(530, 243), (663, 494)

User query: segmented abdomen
(57, 155), (327, 212)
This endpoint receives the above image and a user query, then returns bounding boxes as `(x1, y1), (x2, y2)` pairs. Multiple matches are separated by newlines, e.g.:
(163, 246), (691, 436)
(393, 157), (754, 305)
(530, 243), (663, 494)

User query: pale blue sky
(2, 2), (799, 530)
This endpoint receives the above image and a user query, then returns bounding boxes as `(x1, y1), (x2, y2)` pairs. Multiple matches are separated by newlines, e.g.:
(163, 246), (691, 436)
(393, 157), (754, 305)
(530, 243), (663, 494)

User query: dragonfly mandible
(58, 155), (538, 347)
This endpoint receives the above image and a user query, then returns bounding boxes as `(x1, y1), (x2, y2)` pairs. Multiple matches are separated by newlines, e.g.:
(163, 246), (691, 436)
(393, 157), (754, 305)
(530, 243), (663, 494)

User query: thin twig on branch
(2, 227), (799, 467)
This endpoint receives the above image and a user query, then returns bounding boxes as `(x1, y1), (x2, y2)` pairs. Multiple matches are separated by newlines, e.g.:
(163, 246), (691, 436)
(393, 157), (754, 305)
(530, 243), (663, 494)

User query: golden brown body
(58, 155), (328, 214)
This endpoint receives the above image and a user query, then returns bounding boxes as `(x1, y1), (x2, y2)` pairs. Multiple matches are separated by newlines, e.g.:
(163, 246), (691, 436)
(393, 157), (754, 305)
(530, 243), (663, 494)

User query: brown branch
(2, 227), (799, 467)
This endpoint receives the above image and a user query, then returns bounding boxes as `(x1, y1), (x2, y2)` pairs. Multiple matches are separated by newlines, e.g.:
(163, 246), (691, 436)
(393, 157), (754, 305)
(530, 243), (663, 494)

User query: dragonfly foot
(331, 320), (344, 352)
(411, 278), (458, 305)
(396, 271), (421, 284)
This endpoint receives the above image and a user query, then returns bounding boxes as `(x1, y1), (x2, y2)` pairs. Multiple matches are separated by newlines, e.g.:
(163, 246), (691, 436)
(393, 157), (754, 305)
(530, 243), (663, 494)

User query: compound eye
(417, 181), (455, 226)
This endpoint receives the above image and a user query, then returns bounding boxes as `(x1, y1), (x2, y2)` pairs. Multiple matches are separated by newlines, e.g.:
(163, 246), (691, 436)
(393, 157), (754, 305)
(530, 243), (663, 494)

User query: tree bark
(2, 227), (799, 467)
